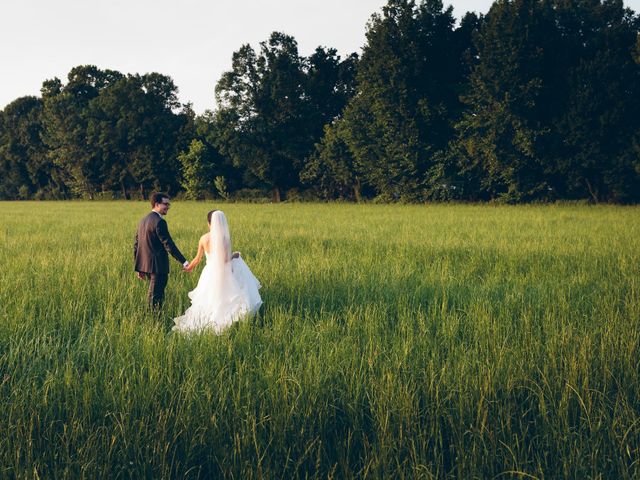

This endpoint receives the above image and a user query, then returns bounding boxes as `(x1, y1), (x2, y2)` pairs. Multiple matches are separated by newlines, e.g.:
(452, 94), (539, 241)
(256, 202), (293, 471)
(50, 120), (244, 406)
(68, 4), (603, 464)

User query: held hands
(182, 259), (200, 273)
(181, 252), (240, 273)
(136, 271), (148, 280)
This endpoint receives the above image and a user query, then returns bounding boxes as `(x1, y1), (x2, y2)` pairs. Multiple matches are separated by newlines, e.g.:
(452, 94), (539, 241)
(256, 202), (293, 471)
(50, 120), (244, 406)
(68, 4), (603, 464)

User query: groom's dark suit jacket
(134, 212), (187, 274)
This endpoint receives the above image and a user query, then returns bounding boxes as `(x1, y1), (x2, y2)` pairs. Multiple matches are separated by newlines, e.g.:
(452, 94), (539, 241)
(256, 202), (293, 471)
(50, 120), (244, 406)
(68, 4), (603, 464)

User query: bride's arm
(185, 236), (206, 271)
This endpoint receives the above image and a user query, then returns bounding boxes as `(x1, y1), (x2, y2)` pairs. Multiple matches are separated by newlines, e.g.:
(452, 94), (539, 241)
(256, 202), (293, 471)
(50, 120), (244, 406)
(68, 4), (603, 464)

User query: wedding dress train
(173, 211), (262, 333)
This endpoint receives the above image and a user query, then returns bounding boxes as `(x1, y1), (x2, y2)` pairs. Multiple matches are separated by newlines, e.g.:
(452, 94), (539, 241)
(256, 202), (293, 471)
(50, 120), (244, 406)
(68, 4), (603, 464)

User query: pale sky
(1, 0), (638, 114)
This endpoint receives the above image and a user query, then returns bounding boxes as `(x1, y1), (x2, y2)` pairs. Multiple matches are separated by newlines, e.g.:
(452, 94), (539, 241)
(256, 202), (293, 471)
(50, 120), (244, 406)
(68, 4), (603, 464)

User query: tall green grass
(0, 202), (638, 478)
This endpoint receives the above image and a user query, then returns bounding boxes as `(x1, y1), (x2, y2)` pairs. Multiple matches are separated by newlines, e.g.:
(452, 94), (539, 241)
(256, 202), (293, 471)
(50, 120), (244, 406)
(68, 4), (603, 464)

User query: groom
(134, 192), (189, 309)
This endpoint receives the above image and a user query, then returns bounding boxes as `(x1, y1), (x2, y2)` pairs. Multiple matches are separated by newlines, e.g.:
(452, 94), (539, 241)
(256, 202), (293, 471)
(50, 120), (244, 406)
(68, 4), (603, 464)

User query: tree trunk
(272, 187), (281, 203)
(140, 184), (145, 200)
(585, 179), (599, 204)
(121, 180), (129, 200)
(354, 177), (362, 203)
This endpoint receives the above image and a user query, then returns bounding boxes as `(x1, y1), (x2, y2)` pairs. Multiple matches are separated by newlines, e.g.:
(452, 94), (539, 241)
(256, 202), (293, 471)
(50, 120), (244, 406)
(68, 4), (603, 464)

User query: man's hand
(136, 271), (147, 280)
(232, 251), (241, 259)
(182, 261), (190, 272)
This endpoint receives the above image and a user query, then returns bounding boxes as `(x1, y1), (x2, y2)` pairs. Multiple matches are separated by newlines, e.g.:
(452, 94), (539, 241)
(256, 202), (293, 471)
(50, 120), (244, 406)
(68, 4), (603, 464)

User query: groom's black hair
(207, 210), (218, 224)
(150, 192), (169, 207)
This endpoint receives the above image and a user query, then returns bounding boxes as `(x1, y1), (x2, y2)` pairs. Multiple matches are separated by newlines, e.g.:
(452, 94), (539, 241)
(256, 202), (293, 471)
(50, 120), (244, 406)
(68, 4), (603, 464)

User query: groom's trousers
(148, 273), (168, 309)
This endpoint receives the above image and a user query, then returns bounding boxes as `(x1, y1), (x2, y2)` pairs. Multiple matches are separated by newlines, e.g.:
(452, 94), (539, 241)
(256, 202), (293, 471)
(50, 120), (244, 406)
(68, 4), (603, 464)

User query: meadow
(0, 201), (638, 479)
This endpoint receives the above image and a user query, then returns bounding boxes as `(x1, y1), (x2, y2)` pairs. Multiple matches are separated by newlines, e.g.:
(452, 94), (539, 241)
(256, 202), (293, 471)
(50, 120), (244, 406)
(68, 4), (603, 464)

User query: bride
(173, 210), (262, 333)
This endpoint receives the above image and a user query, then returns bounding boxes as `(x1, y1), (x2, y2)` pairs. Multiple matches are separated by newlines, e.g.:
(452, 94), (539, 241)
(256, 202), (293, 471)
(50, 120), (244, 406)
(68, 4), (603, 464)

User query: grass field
(0, 201), (638, 479)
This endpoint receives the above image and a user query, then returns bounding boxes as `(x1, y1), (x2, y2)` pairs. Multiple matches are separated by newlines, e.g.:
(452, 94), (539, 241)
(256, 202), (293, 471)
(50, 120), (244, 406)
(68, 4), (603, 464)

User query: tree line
(1, 0), (639, 203)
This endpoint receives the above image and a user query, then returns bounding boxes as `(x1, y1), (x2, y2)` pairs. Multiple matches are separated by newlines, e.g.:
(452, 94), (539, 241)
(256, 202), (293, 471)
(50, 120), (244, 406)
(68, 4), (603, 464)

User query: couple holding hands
(134, 192), (262, 333)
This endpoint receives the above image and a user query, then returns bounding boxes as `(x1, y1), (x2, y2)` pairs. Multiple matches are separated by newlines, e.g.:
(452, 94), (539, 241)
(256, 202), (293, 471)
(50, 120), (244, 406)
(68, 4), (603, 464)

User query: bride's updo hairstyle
(207, 209), (218, 225)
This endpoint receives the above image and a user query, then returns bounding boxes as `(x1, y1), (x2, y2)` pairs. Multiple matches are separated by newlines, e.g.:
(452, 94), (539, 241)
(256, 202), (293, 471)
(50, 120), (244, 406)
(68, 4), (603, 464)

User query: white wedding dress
(173, 211), (262, 334)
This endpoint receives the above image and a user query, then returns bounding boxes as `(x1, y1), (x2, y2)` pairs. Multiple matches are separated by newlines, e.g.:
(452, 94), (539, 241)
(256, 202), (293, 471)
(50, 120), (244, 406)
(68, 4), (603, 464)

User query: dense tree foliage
(214, 32), (357, 201)
(0, 96), (54, 199)
(1, 0), (638, 202)
(300, 119), (363, 201)
(2, 66), (192, 199)
(340, 0), (474, 201)
(452, 0), (640, 202)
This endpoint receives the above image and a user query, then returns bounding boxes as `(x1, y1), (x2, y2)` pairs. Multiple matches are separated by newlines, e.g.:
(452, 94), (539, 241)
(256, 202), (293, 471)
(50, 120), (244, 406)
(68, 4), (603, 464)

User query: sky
(1, 0), (639, 114)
